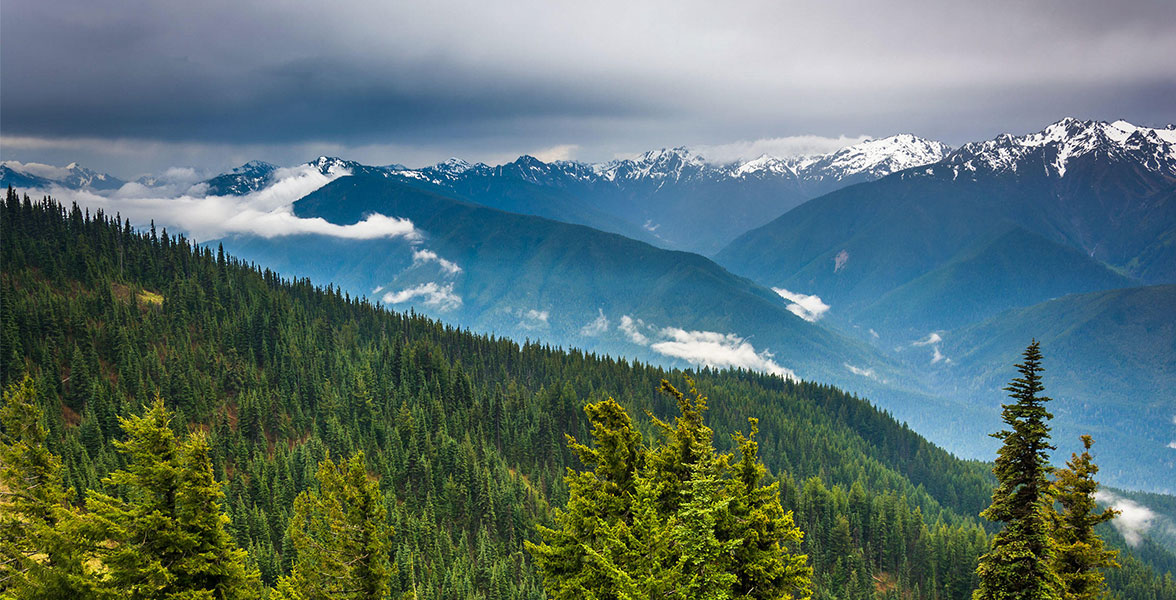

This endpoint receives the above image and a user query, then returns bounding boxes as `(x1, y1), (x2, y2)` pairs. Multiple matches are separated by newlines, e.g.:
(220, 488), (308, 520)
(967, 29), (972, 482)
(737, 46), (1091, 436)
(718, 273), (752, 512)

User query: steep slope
(6, 191), (1174, 598)
(218, 176), (899, 391)
(936, 285), (1176, 492)
(716, 118), (1176, 314)
(393, 136), (950, 254)
(856, 227), (1138, 338)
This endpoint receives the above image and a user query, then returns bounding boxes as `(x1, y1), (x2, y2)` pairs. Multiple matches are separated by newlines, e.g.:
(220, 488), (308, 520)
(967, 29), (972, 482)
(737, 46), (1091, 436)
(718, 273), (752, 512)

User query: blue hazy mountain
(715, 119), (1176, 311)
(855, 226), (1138, 338)
(214, 176), (948, 412)
(0, 160), (125, 191)
(932, 285), (1176, 492)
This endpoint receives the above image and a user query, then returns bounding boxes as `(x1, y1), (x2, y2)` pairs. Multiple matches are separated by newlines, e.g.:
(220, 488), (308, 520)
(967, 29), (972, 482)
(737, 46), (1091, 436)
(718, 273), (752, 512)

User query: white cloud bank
(580, 309), (610, 336)
(619, 315), (651, 345)
(21, 164), (420, 243)
(381, 282), (462, 311)
(1094, 490), (1169, 547)
(412, 248), (462, 275)
(651, 328), (796, 380)
(613, 314), (795, 380)
(772, 287), (830, 322)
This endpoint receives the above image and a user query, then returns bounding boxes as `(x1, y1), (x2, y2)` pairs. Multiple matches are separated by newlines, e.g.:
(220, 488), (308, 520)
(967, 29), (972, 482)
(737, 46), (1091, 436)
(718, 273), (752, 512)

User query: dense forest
(1, 189), (1173, 598)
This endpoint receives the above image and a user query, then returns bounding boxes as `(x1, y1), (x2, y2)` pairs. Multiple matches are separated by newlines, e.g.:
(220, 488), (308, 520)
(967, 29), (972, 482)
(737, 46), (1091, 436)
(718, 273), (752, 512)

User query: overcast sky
(3, 0), (1175, 177)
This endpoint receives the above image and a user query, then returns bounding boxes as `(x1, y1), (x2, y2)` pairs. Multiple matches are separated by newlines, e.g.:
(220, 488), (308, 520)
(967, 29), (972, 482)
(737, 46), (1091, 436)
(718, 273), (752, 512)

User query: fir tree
(526, 397), (646, 599)
(1051, 436), (1119, 600)
(975, 341), (1062, 600)
(0, 376), (96, 599)
(83, 397), (260, 599)
(528, 380), (812, 600)
(276, 452), (393, 600)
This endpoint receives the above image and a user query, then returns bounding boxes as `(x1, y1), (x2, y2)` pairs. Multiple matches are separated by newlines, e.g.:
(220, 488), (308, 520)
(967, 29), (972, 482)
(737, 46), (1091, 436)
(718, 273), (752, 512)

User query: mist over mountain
(6, 117), (1174, 493)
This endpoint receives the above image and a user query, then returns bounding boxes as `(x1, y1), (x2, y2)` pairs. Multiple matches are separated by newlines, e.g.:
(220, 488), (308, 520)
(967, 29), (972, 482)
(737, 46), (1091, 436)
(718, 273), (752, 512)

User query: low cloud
(619, 315), (651, 345)
(17, 164), (420, 243)
(913, 332), (943, 346)
(1094, 490), (1167, 547)
(691, 135), (872, 164)
(580, 309), (610, 336)
(773, 287), (830, 322)
(530, 144), (579, 162)
(911, 332), (950, 364)
(381, 282), (462, 311)
(651, 327), (796, 380)
(412, 248), (462, 275)
(517, 308), (550, 330)
(844, 363), (876, 379)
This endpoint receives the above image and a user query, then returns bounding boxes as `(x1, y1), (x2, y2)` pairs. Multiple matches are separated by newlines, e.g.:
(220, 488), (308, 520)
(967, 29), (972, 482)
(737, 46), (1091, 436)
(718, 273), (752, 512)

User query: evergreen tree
(0, 376), (96, 599)
(526, 397), (646, 599)
(84, 397), (259, 599)
(1051, 436), (1119, 600)
(276, 452), (393, 600)
(974, 341), (1062, 600)
(725, 418), (812, 600)
(528, 381), (812, 600)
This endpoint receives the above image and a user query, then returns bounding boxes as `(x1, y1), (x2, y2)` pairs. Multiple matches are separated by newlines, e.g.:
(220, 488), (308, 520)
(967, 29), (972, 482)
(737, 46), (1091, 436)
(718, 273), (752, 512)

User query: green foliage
(528, 380), (812, 599)
(975, 341), (1062, 600)
(0, 375), (97, 599)
(82, 397), (260, 599)
(277, 452), (392, 600)
(1051, 436), (1118, 600)
(1, 189), (1172, 599)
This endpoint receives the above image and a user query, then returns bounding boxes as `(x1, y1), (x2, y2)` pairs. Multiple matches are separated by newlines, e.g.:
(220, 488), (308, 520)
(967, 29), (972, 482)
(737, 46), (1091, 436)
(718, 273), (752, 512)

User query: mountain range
(4, 117), (1173, 492)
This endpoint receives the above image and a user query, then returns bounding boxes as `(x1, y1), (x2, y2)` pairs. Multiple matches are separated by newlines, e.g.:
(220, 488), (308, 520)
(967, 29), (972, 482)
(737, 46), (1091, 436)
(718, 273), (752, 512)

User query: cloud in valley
(651, 327), (796, 380)
(619, 315), (651, 345)
(1093, 490), (1173, 547)
(580, 309), (610, 336)
(382, 282), (462, 311)
(845, 363), (876, 379)
(773, 287), (830, 322)
(412, 248), (463, 275)
(23, 164), (420, 243)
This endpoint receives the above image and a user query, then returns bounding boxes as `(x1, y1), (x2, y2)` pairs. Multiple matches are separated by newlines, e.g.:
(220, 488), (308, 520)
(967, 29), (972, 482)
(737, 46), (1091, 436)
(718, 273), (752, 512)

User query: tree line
(2, 189), (1173, 598)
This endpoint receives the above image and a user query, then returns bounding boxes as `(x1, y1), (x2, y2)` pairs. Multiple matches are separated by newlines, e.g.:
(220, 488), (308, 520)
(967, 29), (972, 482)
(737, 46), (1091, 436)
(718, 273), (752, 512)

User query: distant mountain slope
(216, 176), (924, 403)
(936, 285), (1176, 492)
(716, 118), (1176, 318)
(0, 160), (125, 191)
(387, 135), (950, 254)
(856, 227), (1138, 338)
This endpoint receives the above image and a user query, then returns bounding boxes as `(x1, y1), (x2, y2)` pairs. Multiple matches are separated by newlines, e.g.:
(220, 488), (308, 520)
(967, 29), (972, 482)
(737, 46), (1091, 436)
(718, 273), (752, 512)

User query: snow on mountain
(593, 146), (710, 182)
(791, 134), (952, 182)
(0, 160), (125, 191)
(945, 118), (1176, 178)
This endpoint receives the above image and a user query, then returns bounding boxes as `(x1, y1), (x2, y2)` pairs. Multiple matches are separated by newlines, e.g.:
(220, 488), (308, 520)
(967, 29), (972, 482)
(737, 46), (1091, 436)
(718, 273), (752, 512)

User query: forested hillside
(2, 190), (1173, 599)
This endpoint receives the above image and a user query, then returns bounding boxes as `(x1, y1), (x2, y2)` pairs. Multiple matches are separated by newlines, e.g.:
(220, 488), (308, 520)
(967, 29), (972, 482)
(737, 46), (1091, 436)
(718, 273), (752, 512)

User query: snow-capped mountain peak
(794, 134), (952, 182)
(0, 160), (125, 191)
(947, 118), (1176, 178)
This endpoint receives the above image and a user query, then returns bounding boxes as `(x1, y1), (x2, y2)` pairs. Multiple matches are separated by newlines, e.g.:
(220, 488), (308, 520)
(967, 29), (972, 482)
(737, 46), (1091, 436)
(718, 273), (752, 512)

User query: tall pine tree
(276, 452), (393, 600)
(1051, 435), (1119, 600)
(83, 397), (260, 599)
(528, 380), (812, 600)
(975, 341), (1062, 600)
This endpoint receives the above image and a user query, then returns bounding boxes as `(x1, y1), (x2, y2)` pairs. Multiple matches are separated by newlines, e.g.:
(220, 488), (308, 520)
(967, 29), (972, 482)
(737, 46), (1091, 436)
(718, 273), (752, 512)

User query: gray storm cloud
(3, 0), (1175, 174)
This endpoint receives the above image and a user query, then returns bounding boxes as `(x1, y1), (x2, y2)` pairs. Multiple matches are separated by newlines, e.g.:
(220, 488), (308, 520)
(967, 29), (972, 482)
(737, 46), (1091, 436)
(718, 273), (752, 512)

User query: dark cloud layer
(3, 0), (1174, 174)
